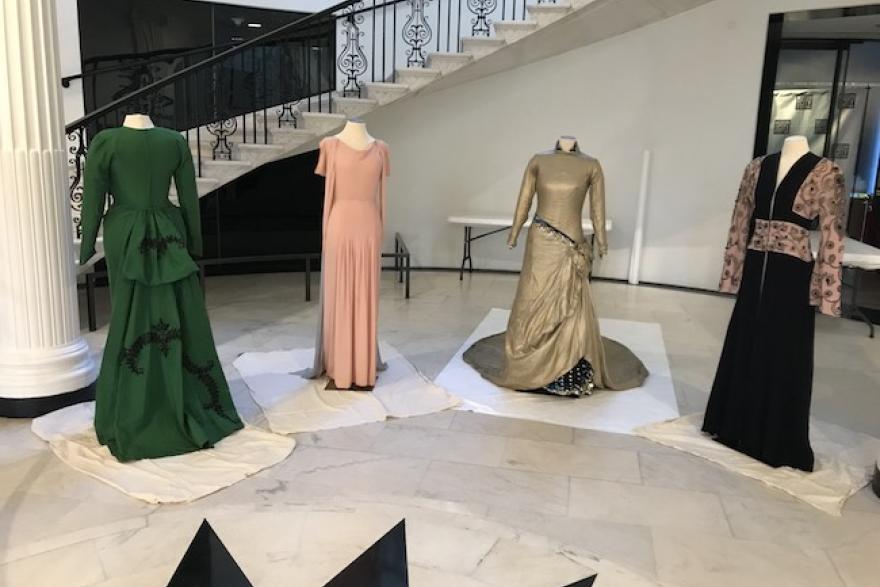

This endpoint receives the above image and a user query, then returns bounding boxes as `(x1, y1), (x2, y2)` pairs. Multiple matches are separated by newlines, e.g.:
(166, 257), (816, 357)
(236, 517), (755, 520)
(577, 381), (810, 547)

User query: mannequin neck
(557, 136), (577, 153)
(336, 120), (375, 150)
(122, 114), (155, 129)
(777, 136), (811, 186)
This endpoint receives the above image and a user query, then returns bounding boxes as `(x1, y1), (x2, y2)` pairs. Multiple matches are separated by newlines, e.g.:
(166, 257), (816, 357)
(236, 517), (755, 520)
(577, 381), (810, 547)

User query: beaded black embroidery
(533, 216), (590, 259)
(182, 354), (238, 424)
(139, 235), (186, 255)
(543, 358), (595, 398)
(120, 320), (237, 423)
(120, 319), (181, 375)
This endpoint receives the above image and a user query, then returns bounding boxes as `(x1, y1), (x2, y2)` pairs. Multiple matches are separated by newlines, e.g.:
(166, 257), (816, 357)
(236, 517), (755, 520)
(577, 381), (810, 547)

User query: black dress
(704, 152), (845, 472)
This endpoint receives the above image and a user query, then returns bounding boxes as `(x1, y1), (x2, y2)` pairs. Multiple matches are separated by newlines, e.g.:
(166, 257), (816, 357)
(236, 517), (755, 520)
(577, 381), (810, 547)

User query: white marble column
(0, 0), (97, 416)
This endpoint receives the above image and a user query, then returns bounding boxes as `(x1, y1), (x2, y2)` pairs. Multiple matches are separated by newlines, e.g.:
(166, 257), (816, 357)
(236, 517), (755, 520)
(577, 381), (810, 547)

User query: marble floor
(2, 270), (880, 586)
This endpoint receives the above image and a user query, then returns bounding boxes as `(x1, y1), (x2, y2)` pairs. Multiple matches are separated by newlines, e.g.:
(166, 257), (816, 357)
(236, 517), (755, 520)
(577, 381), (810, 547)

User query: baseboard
(0, 383), (95, 419)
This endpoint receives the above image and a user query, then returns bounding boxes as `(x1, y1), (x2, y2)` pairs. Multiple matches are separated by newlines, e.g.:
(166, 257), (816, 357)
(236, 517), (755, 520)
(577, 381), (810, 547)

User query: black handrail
(61, 42), (237, 88)
(64, 0), (359, 134)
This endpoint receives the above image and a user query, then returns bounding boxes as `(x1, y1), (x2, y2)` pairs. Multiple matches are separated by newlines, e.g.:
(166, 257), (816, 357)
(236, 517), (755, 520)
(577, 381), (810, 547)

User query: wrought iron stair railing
(65, 0), (543, 240)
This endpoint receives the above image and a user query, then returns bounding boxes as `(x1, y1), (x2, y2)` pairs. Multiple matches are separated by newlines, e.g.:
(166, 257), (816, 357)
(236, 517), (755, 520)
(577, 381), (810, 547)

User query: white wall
(363, 0), (879, 290)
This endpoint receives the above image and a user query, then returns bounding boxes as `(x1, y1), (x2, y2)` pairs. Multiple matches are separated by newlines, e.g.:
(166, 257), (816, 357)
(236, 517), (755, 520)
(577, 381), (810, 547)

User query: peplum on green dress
(79, 126), (243, 462)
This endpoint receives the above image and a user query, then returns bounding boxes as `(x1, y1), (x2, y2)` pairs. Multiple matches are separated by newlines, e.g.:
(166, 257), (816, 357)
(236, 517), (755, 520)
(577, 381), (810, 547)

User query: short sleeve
(315, 138), (329, 177)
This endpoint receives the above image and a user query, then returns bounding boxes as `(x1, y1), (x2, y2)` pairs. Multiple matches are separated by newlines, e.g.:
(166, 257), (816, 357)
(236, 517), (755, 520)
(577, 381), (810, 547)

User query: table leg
(86, 272), (97, 332)
(589, 234), (596, 279)
(305, 257), (312, 302)
(850, 268), (875, 339)
(467, 227), (474, 274)
(405, 253), (411, 299)
(459, 226), (470, 281)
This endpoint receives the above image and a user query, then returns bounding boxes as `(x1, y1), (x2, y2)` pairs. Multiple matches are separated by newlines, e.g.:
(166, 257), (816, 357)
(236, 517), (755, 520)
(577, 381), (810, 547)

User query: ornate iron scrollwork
(277, 100), (303, 127)
(402, 0), (433, 68)
(468, 0), (497, 37)
(67, 127), (88, 240)
(337, 3), (368, 97)
(206, 118), (237, 160)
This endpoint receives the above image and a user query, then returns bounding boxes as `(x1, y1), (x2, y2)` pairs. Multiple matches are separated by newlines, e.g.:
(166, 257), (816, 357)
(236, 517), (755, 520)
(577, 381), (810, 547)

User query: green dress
(79, 126), (243, 462)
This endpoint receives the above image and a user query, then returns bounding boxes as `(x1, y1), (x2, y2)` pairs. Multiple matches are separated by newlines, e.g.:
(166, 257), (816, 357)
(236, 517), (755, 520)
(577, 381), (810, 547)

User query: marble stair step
(333, 95), (380, 118)
(236, 143), (288, 164)
(527, 1), (573, 26)
(395, 67), (443, 90)
(363, 82), (410, 105)
(198, 159), (254, 183)
(427, 52), (474, 75)
(300, 112), (348, 134)
(493, 20), (539, 44)
(460, 37), (506, 60)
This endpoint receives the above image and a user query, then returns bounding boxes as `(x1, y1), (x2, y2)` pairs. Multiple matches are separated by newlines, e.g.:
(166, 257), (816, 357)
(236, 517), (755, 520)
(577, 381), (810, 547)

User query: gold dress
(464, 144), (648, 395)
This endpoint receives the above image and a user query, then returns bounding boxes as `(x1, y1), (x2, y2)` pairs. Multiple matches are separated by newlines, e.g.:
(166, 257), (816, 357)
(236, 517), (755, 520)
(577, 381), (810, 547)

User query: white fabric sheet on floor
(30, 402), (295, 504)
(636, 413), (880, 516)
(434, 309), (678, 434)
(234, 341), (460, 435)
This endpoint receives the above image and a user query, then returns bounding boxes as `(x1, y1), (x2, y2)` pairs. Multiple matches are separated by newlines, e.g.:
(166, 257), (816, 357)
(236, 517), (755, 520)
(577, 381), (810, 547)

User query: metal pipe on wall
(628, 150), (652, 285)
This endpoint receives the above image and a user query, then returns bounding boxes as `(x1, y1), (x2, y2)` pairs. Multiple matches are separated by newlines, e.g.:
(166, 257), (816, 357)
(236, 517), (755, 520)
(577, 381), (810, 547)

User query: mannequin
(557, 135), (577, 153)
(777, 135), (810, 187)
(335, 118), (375, 150)
(309, 117), (390, 390)
(122, 113), (155, 129)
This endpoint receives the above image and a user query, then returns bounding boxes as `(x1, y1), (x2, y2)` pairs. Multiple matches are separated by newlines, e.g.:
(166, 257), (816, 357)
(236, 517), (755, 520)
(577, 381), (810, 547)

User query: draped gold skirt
(464, 224), (648, 392)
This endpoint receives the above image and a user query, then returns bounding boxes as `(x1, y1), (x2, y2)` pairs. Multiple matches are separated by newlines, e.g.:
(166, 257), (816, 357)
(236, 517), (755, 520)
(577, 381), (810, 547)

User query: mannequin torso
(335, 119), (375, 150)
(122, 114), (155, 129)
(777, 136), (810, 187)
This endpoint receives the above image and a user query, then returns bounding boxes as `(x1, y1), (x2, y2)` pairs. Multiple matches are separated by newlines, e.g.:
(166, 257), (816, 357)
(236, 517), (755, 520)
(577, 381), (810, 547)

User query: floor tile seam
(496, 448), (644, 485)
(284, 449), (421, 476)
(447, 423), (578, 447)
(819, 546), (851, 587)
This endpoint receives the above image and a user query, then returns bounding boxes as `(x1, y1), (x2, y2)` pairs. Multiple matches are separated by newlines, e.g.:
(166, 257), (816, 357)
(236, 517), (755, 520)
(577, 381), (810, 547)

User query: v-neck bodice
(752, 152), (821, 231)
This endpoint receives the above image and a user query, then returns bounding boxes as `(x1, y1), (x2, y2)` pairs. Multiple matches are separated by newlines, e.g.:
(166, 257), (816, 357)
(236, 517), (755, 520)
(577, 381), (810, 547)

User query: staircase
(66, 0), (708, 263)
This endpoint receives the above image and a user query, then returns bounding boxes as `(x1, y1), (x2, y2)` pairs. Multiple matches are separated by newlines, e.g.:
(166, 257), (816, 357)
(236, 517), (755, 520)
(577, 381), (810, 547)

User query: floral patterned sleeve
(719, 158), (761, 294)
(810, 163), (846, 317)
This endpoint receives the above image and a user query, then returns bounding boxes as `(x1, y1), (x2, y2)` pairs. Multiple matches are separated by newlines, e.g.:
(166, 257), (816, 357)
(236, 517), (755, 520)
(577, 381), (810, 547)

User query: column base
(0, 337), (98, 417)
(0, 381), (95, 418)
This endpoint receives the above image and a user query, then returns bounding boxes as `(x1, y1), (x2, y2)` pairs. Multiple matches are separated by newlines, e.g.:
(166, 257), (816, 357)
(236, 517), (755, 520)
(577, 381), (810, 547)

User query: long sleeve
(810, 163), (846, 317)
(719, 158), (761, 294)
(174, 136), (202, 257)
(78, 131), (111, 266)
(589, 161), (608, 256)
(508, 156), (538, 247)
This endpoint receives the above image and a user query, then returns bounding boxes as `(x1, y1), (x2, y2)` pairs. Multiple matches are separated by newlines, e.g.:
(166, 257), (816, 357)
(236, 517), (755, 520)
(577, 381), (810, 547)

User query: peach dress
(311, 136), (390, 388)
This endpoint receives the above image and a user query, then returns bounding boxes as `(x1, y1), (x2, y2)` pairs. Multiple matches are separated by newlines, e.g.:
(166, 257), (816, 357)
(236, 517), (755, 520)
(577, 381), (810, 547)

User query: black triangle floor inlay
(167, 520), (254, 587)
(564, 575), (599, 587)
(166, 517), (598, 587)
(324, 519), (409, 587)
